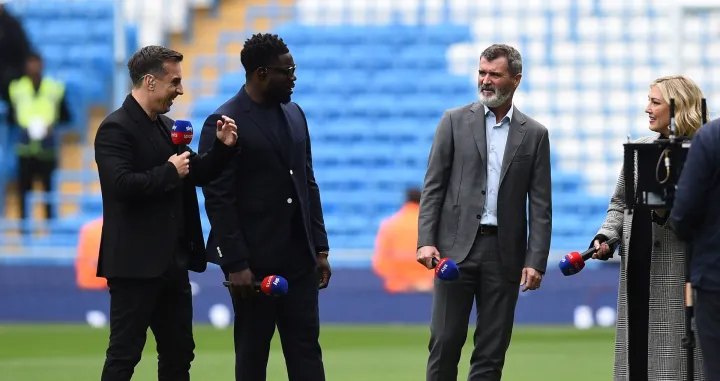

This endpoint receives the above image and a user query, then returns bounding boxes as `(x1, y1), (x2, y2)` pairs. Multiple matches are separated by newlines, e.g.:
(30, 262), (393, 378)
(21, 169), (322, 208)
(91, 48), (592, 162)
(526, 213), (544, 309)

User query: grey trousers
(426, 234), (520, 381)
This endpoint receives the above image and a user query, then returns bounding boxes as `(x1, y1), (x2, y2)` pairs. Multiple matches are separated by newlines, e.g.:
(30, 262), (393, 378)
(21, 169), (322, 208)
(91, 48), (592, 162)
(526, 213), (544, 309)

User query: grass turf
(0, 324), (614, 380)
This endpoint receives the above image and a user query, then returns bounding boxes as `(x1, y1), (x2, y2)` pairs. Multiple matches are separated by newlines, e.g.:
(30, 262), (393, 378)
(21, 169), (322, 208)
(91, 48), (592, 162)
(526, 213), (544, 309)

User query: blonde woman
(591, 75), (708, 381)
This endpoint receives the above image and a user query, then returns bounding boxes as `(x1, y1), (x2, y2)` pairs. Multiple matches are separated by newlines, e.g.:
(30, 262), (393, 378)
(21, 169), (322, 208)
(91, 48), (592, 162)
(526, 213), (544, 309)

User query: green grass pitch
(0, 324), (614, 380)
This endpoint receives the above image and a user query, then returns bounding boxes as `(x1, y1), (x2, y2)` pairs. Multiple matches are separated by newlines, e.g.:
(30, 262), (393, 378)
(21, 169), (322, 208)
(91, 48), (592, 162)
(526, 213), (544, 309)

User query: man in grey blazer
(417, 44), (552, 381)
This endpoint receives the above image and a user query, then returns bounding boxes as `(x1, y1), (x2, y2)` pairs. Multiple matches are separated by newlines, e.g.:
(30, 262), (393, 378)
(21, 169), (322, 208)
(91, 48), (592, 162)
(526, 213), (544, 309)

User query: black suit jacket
(198, 86), (329, 275)
(94, 94), (235, 279)
(669, 118), (720, 291)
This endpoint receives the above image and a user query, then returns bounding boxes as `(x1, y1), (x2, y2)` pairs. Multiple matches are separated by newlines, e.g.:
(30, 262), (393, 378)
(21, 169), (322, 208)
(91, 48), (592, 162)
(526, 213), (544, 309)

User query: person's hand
(227, 268), (254, 299)
(592, 239), (611, 259)
(317, 252), (331, 289)
(520, 267), (542, 292)
(168, 151), (190, 178)
(416, 246), (440, 269)
(216, 115), (238, 147)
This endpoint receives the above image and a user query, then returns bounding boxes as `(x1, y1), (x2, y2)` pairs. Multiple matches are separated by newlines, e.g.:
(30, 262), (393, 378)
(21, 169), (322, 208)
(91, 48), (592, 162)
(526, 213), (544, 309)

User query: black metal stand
(622, 137), (691, 210)
(682, 243), (695, 381)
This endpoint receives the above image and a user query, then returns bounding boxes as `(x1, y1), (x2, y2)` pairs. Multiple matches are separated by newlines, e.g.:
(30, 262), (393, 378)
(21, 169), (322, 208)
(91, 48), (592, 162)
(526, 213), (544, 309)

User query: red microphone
(558, 237), (619, 276)
(171, 120), (193, 154)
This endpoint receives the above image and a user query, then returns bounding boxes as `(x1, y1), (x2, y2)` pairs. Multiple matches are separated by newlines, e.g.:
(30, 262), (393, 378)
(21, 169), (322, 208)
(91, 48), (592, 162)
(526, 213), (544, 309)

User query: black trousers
(100, 262), (195, 381)
(226, 267), (325, 381)
(18, 156), (56, 220)
(696, 288), (720, 381)
(426, 233), (519, 381)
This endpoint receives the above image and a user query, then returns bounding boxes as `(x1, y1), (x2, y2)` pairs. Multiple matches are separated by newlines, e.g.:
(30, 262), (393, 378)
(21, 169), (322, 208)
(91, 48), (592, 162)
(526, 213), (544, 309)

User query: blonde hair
(650, 75), (710, 137)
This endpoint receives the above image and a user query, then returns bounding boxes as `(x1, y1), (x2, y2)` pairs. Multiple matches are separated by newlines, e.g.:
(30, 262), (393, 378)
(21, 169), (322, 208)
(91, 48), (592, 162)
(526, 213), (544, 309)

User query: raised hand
(216, 115), (238, 147)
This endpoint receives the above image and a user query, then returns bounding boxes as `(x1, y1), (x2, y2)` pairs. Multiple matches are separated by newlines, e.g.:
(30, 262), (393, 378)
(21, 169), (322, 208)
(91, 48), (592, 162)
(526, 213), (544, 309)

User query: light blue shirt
(480, 104), (513, 226)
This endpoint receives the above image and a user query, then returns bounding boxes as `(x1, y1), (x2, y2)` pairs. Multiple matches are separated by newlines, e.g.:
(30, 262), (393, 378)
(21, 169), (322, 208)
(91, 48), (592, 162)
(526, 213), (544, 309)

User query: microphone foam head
(435, 258), (460, 281)
(172, 120), (194, 145)
(260, 275), (289, 296)
(558, 252), (585, 276)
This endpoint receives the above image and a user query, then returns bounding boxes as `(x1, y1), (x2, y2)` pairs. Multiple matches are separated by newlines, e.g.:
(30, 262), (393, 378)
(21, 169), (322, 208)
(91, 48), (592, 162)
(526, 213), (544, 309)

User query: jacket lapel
(279, 103), (299, 167)
(122, 94), (163, 154)
(499, 109), (527, 185)
(468, 102), (487, 165)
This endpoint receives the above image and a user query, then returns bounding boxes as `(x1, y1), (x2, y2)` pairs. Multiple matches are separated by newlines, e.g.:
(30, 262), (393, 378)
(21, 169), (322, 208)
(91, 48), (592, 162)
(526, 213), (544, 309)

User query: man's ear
(257, 67), (268, 80)
(146, 75), (155, 91)
(513, 73), (523, 89)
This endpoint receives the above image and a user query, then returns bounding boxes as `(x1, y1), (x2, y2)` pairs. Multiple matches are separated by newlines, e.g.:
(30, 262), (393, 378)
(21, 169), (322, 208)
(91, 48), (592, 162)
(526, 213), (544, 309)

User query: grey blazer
(417, 101), (552, 282)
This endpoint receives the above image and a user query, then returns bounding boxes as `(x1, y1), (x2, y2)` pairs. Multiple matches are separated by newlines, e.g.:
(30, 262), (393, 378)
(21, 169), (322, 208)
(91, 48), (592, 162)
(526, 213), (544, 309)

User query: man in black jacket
(94, 45), (238, 381)
(669, 117), (720, 381)
(198, 33), (331, 381)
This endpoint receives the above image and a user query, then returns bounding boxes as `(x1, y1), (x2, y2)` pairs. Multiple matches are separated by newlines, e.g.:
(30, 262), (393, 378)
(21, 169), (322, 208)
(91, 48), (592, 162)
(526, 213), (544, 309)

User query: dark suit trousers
(226, 267), (324, 381)
(426, 233), (519, 381)
(101, 261), (195, 381)
(696, 288), (720, 381)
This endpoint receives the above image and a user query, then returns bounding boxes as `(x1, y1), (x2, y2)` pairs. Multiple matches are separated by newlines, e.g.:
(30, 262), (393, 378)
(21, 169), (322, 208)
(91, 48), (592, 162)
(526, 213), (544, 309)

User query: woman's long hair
(650, 75), (711, 137)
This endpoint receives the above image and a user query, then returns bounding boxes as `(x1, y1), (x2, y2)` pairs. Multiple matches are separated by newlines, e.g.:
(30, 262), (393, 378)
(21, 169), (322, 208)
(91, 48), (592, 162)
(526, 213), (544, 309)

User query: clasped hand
(168, 151), (191, 178)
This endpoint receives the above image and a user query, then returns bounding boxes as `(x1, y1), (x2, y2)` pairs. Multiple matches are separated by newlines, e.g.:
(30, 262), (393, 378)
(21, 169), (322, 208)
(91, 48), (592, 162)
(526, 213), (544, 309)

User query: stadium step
(170, 0), (292, 120)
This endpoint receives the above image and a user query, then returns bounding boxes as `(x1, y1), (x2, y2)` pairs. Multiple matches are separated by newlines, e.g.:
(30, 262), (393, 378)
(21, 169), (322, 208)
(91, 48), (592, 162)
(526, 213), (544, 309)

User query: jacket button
(654, 240), (661, 248)
(476, 214), (481, 219)
(481, 190), (486, 195)
(287, 198), (293, 204)
(290, 170), (293, 175)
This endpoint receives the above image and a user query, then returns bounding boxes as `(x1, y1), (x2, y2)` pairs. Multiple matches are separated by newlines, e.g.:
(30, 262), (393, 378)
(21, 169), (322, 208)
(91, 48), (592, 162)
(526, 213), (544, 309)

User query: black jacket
(669, 118), (720, 291)
(94, 94), (235, 279)
(198, 86), (329, 275)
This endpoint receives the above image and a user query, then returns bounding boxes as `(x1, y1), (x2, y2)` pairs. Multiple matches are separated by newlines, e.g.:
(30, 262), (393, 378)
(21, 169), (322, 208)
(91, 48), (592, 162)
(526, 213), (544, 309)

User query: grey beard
(478, 87), (512, 108)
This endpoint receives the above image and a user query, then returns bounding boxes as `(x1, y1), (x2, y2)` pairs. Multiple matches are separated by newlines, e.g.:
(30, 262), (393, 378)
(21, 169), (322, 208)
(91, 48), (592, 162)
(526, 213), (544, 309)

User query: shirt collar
(483, 104), (514, 124)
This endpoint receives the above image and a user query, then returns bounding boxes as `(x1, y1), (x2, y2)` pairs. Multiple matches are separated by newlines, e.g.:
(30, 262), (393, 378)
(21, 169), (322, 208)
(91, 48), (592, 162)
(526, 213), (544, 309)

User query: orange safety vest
(372, 203), (434, 293)
(75, 217), (107, 290)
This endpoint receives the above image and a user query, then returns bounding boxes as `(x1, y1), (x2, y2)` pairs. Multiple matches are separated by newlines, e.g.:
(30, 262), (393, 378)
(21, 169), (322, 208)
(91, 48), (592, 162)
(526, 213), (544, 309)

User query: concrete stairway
(3, 0), (293, 224)
(171, 0), (295, 119)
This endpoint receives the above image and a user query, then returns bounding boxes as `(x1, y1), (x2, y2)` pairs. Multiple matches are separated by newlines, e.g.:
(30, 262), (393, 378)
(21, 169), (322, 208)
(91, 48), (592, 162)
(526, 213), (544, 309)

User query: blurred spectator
(372, 187), (434, 293)
(7, 52), (71, 221)
(0, 0), (31, 102)
(75, 217), (107, 290)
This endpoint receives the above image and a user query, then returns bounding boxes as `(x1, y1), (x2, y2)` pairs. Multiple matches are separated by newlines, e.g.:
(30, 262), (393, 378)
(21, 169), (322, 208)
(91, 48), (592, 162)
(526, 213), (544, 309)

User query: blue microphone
(223, 275), (289, 297)
(433, 257), (460, 281)
(171, 120), (193, 154)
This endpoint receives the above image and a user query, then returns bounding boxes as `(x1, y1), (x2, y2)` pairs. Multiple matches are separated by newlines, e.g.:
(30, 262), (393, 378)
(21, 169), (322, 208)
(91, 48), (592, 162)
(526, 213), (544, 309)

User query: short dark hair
(241, 33), (289, 78)
(27, 51), (42, 62)
(127, 45), (183, 87)
(481, 44), (522, 76)
(406, 187), (422, 204)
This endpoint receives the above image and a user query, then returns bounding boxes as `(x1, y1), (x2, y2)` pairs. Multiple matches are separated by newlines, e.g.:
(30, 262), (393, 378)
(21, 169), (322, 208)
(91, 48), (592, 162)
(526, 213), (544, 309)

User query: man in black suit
(669, 118), (720, 380)
(198, 33), (331, 381)
(94, 45), (238, 381)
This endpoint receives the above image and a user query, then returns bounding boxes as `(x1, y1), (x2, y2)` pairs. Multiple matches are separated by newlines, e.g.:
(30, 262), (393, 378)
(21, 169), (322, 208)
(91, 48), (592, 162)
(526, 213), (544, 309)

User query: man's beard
(268, 88), (292, 105)
(478, 85), (512, 108)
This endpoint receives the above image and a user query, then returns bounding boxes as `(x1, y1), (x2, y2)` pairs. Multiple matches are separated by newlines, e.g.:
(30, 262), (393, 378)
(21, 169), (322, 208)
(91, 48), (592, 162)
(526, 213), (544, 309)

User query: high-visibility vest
(75, 217), (108, 290)
(8, 76), (65, 158)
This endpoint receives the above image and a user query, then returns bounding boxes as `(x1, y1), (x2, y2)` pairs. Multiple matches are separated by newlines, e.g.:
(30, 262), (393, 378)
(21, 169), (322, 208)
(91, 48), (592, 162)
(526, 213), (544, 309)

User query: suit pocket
(437, 205), (460, 251)
(513, 154), (532, 163)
